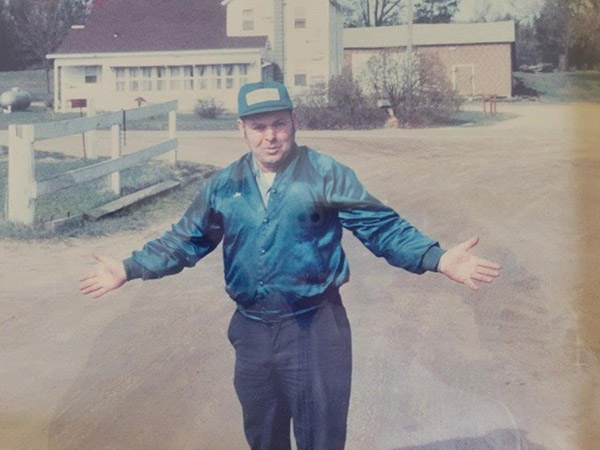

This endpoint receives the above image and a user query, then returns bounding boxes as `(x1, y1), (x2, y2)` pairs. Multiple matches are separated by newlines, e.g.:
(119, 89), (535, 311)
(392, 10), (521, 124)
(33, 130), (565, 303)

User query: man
(80, 81), (501, 450)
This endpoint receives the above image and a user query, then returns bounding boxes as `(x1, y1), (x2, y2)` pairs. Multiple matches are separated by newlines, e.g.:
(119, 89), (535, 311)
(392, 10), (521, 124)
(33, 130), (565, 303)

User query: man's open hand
(438, 237), (501, 290)
(79, 254), (127, 298)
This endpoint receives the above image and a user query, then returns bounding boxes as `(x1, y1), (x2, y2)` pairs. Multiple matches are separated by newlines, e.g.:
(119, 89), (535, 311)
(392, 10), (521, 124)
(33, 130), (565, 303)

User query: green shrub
(194, 97), (225, 119)
(295, 71), (387, 130)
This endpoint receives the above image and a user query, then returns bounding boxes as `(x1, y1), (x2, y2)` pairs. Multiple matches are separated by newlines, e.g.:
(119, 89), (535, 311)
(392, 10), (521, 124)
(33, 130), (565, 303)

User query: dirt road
(1, 102), (599, 449)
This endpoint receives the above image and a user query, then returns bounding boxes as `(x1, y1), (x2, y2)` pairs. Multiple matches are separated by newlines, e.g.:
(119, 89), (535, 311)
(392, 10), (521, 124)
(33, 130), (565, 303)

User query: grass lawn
(514, 70), (600, 102)
(121, 113), (238, 131)
(0, 149), (217, 239)
(2, 69), (516, 132)
(5, 69), (598, 135)
(0, 107), (238, 131)
(441, 110), (515, 127)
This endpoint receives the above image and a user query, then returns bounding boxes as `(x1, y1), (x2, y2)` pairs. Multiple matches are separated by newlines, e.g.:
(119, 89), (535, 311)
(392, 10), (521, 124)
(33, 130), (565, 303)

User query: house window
(141, 67), (153, 91)
(184, 65), (194, 90)
(84, 66), (98, 84)
(169, 66), (181, 90)
(196, 65), (207, 90)
(242, 9), (254, 30)
(156, 66), (166, 91)
(239, 64), (249, 86)
(294, 7), (307, 28)
(295, 58), (307, 87)
(294, 74), (307, 86)
(211, 65), (223, 89)
(115, 67), (125, 91)
(129, 67), (140, 91)
(225, 64), (235, 89)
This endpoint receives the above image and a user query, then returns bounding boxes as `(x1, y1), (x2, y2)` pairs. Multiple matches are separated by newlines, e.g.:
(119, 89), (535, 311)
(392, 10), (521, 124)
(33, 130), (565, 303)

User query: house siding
(54, 50), (263, 112)
(420, 43), (513, 97)
(345, 42), (513, 97)
(226, 0), (273, 41)
(329, 1), (344, 80)
(284, 0), (332, 95)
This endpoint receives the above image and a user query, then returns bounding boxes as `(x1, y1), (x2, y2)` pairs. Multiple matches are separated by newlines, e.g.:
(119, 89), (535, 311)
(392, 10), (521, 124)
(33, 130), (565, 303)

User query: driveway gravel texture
(0, 102), (599, 450)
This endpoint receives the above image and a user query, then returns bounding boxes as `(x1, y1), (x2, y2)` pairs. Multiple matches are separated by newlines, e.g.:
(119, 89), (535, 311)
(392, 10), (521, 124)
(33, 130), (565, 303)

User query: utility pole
(406, 0), (415, 123)
(407, 0), (414, 64)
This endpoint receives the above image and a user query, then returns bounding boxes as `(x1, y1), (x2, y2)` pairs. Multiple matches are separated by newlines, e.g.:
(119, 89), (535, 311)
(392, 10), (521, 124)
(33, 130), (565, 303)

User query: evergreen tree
(0, 0), (18, 71)
(534, 0), (571, 67)
(414, 0), (459, 24)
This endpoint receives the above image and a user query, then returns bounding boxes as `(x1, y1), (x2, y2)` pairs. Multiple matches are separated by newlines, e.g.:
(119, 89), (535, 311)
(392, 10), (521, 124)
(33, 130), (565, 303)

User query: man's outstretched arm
(438, 236), (501, 290)
(79, 177), (224, 299)
(327, 160), (501, 287)
(79, 254), (127, 298)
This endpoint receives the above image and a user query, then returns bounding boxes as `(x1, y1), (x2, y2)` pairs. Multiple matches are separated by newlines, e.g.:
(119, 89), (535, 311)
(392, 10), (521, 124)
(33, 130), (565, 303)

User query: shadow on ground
(393, 428), (547, 450)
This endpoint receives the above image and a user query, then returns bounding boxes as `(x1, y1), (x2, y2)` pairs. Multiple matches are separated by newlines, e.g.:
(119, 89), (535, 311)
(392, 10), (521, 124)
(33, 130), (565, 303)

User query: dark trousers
(227, 296), (352, 450)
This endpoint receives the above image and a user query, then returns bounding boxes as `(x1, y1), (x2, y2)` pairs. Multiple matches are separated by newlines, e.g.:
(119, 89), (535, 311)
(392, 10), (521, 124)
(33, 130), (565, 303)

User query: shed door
(453, 64), (474, 96)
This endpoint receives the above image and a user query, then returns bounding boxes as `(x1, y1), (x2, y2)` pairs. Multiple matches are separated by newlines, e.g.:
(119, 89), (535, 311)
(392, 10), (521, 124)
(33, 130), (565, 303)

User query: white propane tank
(0, 87), (32, 112)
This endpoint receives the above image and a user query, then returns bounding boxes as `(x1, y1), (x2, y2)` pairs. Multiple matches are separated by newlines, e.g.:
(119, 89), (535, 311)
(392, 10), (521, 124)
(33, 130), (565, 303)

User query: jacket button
(260, 249), (266, 255)
(259, 280), (264, 286)
(263, 218), (269, 224)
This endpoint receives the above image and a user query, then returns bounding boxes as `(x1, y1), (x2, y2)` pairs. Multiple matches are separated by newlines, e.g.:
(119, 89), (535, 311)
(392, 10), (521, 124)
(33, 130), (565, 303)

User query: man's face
(238, 109), (297, 173)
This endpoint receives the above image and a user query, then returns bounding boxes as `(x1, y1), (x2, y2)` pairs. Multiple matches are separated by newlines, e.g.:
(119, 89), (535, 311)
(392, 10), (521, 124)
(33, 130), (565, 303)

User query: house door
(453, 64), (474, 96)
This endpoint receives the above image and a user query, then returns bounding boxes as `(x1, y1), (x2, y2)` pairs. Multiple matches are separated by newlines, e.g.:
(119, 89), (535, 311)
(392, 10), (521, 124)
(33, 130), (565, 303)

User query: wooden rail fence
(7, 100), (178, 226)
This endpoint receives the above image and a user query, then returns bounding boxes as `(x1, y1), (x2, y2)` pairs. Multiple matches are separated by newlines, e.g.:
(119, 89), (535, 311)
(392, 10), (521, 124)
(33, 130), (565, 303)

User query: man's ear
(237, 118), (245, 138)
(291, 111), (298, 129)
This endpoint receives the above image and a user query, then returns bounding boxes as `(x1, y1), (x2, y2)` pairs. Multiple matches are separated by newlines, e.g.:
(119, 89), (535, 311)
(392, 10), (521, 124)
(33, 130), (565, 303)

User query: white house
(223, 0), (344, 95)
(47, 0), (344, 112)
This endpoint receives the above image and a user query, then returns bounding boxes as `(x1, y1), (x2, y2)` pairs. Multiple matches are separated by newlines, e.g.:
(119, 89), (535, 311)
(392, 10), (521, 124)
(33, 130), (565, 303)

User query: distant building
(344, 21), (516, 97)
(47, 0), (344, 112)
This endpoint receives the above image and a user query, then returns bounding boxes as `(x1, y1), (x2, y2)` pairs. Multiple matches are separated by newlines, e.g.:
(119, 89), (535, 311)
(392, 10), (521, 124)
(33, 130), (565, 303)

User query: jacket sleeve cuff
(123, 257), (144, 280)
(420, 245), (446, 272)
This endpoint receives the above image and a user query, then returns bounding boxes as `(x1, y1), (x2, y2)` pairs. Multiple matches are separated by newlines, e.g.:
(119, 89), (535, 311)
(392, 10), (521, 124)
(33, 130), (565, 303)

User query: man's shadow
(393, 428), (547, 450)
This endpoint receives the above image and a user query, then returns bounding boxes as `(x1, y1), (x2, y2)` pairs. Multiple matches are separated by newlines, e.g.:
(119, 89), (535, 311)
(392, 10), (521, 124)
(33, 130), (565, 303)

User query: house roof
(53, 0), (267, 56)
(344, 21), (515, 49)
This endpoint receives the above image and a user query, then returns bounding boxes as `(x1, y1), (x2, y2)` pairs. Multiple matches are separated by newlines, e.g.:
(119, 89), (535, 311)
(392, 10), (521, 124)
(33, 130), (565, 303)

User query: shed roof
(221, 0), (343, 8)
(53, 0), (267, 56)
(344, 21), (515, 49)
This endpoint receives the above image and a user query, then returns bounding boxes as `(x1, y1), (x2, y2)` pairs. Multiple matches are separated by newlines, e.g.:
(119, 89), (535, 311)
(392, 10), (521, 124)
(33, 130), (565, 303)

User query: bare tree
(9, 0), (91, 92)
(361, 50), (412, 115)
(471, 0), (493, 22)
(341, 0), (405, 27)
(360, 50), (459, 126)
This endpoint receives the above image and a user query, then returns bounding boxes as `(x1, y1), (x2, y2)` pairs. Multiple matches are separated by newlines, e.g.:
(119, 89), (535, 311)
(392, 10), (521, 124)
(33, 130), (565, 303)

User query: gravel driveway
(1, 102), (599, 450)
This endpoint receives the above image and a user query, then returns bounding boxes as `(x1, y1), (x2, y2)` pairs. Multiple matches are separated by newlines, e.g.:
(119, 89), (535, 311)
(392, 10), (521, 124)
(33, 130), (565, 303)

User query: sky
(455, 0), (543, 22)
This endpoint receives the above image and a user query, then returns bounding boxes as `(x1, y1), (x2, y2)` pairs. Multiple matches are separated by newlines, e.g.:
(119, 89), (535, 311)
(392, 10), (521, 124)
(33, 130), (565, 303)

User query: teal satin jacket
(124, 145), (444, 318)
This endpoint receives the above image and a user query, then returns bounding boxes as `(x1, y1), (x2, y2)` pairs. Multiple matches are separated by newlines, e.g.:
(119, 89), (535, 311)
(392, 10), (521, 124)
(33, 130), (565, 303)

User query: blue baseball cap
(238, 81), (293, 118)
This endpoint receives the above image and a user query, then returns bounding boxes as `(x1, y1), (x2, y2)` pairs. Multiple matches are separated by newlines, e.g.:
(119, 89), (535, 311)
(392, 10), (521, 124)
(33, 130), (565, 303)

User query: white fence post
(7, 124), (36, 225)
(110, 124), (121, 195)
(168, 110), (177, 165)
(85, 100), (96, 158)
